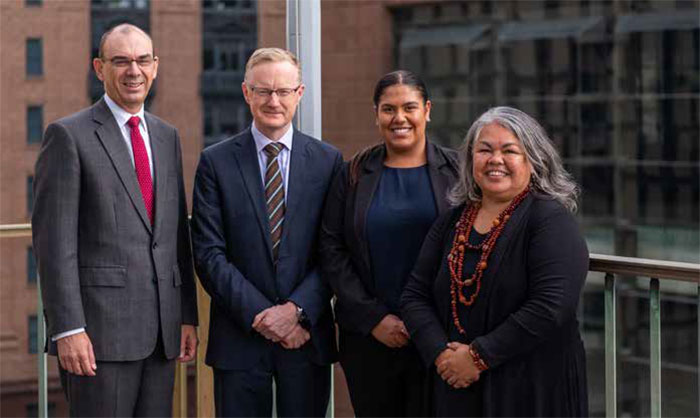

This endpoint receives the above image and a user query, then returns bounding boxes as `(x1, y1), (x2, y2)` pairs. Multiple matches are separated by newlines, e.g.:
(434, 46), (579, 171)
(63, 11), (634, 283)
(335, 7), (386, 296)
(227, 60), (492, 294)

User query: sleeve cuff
(52, 327), (85, 341)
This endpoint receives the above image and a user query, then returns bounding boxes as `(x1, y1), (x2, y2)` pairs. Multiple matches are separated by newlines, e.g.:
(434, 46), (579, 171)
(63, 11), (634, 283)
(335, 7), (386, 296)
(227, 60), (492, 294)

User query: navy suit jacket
(191, 127), (342, 370)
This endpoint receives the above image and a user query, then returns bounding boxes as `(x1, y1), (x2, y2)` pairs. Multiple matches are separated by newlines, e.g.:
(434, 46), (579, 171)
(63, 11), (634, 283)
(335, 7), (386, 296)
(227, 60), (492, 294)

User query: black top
(447, 227), (486, 341)
(401, 195), (590, 417)
(366, 165), (438, 313)
(320, 141), (460, 335)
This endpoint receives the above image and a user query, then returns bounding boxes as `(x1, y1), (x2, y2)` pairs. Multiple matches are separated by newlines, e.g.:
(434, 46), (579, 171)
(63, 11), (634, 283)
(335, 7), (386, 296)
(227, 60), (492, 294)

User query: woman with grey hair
(401, 106), (589, 416)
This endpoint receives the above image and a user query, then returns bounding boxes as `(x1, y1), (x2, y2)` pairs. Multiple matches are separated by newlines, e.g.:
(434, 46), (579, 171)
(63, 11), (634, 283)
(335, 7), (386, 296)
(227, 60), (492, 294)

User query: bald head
(98, 24), (153, 59)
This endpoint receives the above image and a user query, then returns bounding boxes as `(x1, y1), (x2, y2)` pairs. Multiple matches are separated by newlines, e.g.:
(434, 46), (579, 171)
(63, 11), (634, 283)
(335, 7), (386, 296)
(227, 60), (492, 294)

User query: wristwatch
(295, 305), (310, 330)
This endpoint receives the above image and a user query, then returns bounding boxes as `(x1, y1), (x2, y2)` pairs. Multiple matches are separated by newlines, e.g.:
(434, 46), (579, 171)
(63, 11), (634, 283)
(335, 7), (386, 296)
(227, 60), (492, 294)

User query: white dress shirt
(251, 122), (293, 203)
(53, 94), (154, 341)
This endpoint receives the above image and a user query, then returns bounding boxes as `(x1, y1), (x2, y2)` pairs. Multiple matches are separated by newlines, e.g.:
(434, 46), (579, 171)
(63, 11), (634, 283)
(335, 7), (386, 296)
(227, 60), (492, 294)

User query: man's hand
(57, 331), (97, 376)
(280, 323), (310, 349)
(370, 314), (409, 348)
(178, 325), (198, 362)
(252, 302), (298, 342)
(435, 342), (480, 389)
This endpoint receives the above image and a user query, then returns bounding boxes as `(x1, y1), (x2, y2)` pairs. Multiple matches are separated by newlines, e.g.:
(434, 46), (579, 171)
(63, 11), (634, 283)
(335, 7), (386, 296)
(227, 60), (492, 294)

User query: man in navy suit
(191, 48), (342, 417)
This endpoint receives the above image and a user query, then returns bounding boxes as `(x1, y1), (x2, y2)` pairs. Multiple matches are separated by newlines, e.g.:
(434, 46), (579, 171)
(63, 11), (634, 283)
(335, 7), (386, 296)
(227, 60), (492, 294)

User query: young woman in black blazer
(320, 71), (459, 417)
(401, 106), (589, 416)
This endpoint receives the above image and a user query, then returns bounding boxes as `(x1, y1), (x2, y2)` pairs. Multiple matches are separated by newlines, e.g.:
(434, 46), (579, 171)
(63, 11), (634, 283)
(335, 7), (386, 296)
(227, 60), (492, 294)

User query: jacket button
(152, 242), (157, 249)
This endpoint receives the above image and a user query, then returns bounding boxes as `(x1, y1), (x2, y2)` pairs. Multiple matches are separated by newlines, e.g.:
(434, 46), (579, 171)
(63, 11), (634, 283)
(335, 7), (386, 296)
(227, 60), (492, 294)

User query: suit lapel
(232, 131), (273, 259)
(147, 113), (166, 238)
(426, 141), (451, 215)
(280, 131), (308, 244)
(353, 146), (385, 283)
(92, 99), (152, 234)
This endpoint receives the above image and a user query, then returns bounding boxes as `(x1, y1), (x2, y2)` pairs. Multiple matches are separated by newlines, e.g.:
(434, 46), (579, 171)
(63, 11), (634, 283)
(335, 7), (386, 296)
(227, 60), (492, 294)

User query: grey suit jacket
(32, 98), (198, 362)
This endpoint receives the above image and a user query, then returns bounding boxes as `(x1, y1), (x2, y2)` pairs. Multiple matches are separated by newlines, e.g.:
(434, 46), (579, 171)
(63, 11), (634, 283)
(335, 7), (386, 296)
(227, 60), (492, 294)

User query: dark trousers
(213, 344), (330, 418)
(339, 330), (428, 417)
(58, 336), (175, 417)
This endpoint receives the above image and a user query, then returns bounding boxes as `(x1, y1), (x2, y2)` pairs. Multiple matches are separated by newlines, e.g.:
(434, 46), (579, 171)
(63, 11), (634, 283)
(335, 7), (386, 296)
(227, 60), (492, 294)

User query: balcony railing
(2, 223), (698, 417)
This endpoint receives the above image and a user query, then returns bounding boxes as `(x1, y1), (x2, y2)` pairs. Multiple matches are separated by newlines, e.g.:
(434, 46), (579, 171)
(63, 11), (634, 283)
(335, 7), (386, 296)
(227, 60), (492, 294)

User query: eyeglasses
(248, 85), (301, 99)
(102, 56), (156, 68)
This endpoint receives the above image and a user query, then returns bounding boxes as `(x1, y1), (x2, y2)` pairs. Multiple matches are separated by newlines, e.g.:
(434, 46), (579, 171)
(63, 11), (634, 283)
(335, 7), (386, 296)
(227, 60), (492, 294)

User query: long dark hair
(349, 70), (430, 186)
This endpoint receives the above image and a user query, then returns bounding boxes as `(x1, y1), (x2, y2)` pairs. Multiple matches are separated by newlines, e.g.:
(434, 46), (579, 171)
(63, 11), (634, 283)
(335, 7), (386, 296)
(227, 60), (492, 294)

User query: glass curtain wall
(393, 1), (699, 416)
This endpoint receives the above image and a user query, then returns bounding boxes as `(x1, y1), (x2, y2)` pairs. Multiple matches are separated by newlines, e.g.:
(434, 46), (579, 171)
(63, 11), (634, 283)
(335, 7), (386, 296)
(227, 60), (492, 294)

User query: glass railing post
(649, 278), (661, 417)
(605, 273), (617, 418)
(37, 277), (48, 418)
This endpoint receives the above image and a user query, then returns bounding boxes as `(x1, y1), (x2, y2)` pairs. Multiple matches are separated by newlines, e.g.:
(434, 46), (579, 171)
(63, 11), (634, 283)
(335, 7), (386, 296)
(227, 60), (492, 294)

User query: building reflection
(393, 1), (698, 416)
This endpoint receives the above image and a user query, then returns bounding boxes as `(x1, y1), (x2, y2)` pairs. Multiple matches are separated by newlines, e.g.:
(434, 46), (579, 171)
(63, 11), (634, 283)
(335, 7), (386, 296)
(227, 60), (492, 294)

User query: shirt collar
(103, 94), (146, 129)
(251, 122), (294, 154)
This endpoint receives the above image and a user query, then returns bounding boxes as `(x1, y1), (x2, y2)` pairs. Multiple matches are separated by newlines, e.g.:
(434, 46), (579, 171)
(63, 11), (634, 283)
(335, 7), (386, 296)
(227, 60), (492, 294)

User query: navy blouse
(366, 165), (438, 313)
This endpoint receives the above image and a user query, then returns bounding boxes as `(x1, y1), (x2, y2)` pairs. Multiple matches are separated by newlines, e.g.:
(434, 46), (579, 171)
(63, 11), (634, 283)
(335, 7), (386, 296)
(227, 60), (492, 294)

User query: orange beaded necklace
(447, 187), (530, 336)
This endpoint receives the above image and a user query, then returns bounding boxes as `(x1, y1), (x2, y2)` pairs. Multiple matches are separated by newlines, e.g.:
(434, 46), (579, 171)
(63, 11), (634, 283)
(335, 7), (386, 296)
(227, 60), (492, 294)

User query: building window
(27, 106), (43, 144)
(203, 0), (255, 11)
(28, 315), (38, 354)
(25, 0), (42, 6)
(203, 40), (249, 72)
(26, 38), (43, 76)
(27, 176), (34, 215)
(27, 247), (37, 284)
(91, 0), (148, 8)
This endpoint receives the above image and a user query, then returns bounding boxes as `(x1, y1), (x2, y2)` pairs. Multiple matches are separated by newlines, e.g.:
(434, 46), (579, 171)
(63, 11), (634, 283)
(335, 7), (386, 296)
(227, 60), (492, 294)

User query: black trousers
(339, 330), (428, 417)
(58, 334), (175, 417)
(213, 343), (330, 418)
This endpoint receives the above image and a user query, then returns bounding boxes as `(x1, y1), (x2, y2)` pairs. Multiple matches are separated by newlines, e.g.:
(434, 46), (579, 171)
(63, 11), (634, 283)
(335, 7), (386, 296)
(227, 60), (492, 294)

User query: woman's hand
(435, 342), (480, 389)
(371, 314), (410, 348)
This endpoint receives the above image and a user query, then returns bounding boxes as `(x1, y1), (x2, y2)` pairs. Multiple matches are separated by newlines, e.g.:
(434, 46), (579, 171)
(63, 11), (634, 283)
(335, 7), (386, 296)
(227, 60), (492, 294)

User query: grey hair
(448, 106), (580, 213)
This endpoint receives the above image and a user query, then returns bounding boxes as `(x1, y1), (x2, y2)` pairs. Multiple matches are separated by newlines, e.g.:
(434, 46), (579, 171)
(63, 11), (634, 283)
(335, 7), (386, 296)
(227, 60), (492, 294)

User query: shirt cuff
(52, 328), (85, 341)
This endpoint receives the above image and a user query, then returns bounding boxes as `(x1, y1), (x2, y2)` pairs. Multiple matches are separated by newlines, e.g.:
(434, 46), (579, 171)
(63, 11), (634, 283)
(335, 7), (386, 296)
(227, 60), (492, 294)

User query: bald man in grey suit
(31, 24), (198, 417)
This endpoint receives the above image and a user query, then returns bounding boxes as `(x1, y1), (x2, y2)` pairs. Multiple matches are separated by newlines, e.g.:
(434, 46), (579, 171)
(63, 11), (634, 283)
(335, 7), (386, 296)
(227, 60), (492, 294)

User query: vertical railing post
(649, 278), (661, 417)
(172, 362), (187, 417)
(604, 273), (617, 418)
(37, 277), (48, 418)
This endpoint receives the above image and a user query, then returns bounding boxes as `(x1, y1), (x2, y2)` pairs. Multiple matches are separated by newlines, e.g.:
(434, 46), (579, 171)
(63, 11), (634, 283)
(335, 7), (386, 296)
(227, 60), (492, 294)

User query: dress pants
(58, 333), (175, 417)
(213, 343), (330, 418)
(339, 330), (428, 417)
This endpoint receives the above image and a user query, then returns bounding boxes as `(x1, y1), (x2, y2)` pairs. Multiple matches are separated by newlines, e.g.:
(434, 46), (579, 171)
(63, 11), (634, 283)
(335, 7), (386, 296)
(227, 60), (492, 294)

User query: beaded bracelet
(468, 344), (489, 372)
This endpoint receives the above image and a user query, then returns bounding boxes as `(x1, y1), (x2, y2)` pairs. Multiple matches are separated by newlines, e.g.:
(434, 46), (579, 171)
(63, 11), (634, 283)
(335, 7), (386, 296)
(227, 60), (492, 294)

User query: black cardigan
(401, 195), (589, 417)
(319, 141), (459, 335)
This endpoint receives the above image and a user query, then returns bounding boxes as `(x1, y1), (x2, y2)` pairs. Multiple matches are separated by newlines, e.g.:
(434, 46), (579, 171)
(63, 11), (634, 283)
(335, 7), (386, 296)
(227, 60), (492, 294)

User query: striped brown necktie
(263, 142), (285, 261)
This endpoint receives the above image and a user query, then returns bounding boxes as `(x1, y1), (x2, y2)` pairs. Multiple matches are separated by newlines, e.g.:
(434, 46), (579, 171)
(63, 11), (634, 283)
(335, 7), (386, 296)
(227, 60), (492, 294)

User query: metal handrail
(3, 222), (699, 417)
(590, 253), (699, 283)
(6, 222), (698, 281)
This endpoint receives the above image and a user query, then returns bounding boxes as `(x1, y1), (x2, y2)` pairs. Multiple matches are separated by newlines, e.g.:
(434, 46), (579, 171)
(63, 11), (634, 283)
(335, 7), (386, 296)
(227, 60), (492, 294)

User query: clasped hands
(252, 302), (309, 349)
(435, 342), (481, 389)
(371, 314), (410, 348)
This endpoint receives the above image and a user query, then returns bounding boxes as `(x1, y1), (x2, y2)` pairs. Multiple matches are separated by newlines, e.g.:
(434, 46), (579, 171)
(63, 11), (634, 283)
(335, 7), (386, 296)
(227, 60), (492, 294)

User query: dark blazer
(32, 98), (198, 361)
(191, 128), (343, 370)
(401, 195), (589, 416)
(320, 141), (459, 335)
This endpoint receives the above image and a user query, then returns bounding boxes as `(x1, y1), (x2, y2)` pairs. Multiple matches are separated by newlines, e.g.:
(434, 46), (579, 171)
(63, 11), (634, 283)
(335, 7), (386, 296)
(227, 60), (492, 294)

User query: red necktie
(127, 116), (154, 224)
